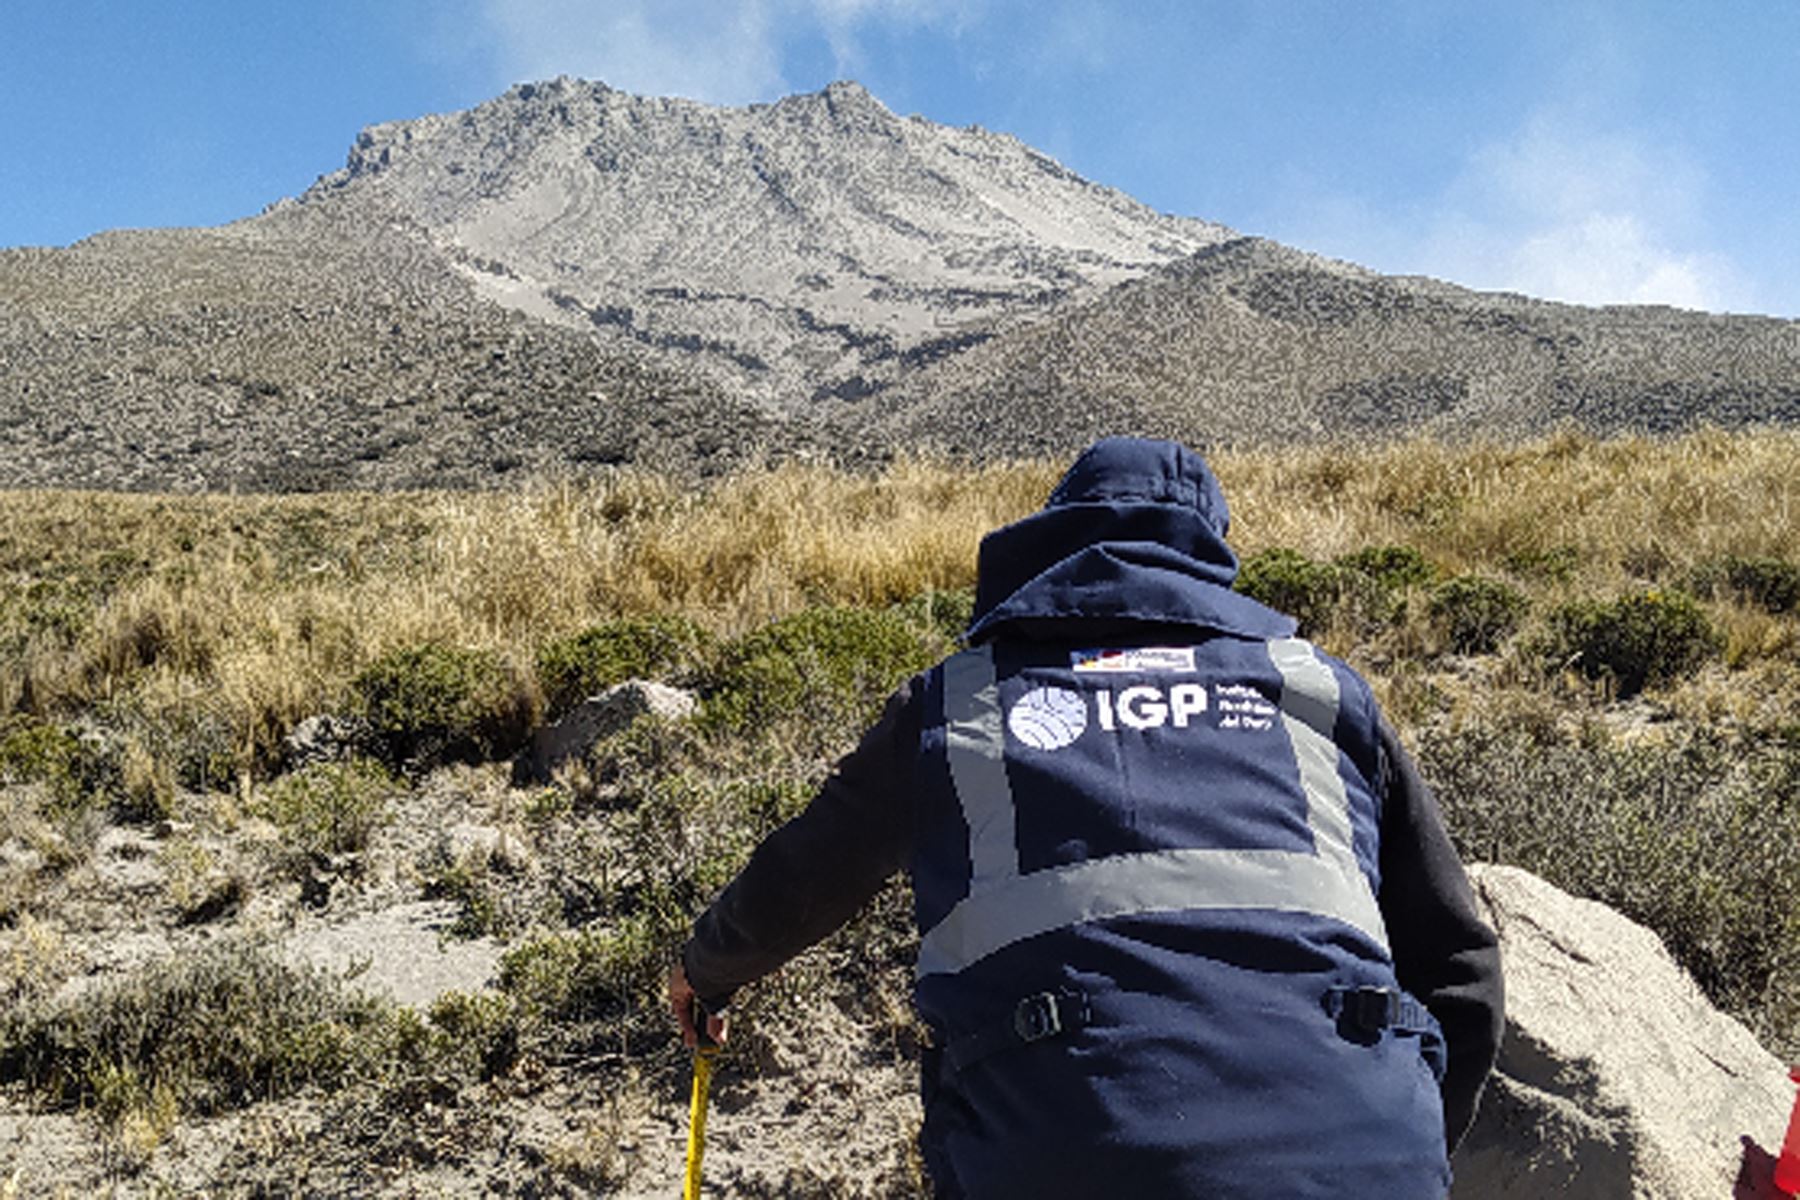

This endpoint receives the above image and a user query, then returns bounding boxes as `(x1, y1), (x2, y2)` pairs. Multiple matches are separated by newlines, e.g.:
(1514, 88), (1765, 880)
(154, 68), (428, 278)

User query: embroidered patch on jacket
(1069, 646), (1197, 673)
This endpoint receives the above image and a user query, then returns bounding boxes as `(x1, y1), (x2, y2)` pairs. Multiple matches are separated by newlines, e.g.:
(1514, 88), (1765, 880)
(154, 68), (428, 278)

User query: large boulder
(517, 679), (698, 783)
(1451, 864), (1794, 1198)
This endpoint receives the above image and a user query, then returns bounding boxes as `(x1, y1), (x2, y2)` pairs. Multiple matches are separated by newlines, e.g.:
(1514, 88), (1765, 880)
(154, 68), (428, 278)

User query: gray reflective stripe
(917, 845), (1387, 976)
(943, 645), (1020, 890)
(922, 637), (1389, 979)
(1267, 637), (1389, 952)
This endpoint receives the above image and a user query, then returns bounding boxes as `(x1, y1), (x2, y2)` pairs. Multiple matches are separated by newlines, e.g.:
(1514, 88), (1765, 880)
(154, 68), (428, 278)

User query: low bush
(1419, 722), (1800, 1054)
(703, 605), (947, 734)
(1235, 547), (1407, 636)
(255, 759), (395, 858)
(497, 915), (675, 1055)
(1235, 548), (1346, 635)
(1546, 589), (1723, 697)
(425, 990), (520, 1081)
(1428, 575), (1528, 655)
(536, 615), (715, 719)
(0, 939), (410, 1118)
(0, 717), (89, 812)
(1689, 555), (1800, 615)
(1336, 545), (1436, 591)
(350, 643), (538, 769)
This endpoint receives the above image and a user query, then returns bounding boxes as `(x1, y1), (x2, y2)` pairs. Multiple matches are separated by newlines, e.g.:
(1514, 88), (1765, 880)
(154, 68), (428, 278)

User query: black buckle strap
(1324, 986), (1431, 1038)
(946, 989), (1088, 1075)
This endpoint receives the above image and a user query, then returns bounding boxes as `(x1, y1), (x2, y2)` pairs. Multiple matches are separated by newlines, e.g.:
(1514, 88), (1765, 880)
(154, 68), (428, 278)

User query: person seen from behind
(670, 435), (1504, 1198)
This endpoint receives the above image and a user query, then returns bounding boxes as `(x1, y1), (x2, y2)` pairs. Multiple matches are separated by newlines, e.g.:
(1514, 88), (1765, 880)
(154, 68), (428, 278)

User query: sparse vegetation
(6, 428), (1800, 1191)
(254, 758), (395, 859)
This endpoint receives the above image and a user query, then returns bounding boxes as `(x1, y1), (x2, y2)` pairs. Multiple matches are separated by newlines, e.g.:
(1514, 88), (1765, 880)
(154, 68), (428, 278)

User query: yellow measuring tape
(682, 1044), (718, 1200)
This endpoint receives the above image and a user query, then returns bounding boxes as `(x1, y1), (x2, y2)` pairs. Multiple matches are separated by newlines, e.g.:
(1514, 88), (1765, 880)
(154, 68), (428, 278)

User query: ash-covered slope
(875, 237), (1800, 456)
(0, 206), (811, 491)
(297, 78), (1232, 407)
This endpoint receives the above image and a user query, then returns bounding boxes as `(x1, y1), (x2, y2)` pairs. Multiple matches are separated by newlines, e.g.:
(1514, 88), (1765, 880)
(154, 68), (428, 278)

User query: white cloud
(1279, 111), (1759, 314)
(1419, 114), (1756, 312)
(477, 0), (786, 104)
(475, 0), (967, 105)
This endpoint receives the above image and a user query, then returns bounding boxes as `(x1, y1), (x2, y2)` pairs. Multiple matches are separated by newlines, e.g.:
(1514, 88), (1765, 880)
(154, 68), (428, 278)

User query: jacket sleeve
(1375, 716), (1505, 1154)
(680, 679), (921, 1010)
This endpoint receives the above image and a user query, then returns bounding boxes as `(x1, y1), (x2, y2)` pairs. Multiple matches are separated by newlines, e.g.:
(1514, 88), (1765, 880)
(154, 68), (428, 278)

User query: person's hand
(669, 960), (728, 1049)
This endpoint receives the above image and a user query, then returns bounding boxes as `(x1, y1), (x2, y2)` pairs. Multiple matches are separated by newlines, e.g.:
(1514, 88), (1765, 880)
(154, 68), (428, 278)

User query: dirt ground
(0, 760), (928, 1198)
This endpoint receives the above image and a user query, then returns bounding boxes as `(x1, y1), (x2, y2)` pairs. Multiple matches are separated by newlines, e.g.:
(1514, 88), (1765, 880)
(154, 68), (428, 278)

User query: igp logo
(1006, 686), (1088, 750)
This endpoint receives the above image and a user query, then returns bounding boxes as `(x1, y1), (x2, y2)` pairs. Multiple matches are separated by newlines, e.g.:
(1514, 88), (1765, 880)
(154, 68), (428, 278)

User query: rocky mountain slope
(875, 237), (1800, 456)
(300, 78), (1233, 409)
(2, 78), (1799, 490)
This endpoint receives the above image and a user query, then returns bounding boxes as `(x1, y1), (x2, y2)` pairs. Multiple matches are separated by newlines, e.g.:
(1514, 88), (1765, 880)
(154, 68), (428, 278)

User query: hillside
(876, 237), (1800, 455)
(2, 77), (1799, 490)
(3, 434), (1799, 1194)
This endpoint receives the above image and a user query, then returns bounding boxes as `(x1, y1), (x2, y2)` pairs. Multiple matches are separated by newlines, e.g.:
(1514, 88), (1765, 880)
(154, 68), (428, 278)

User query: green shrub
(350, 643), (537, 768)
(425, 990), (520, 1080)
(1235, 548), (1344, 634)
(703, 605), (947, 733)
(0, 717), (84, 806)
(1419, 723), (1800, 1054)
(256, 759), (394, 857)
(1428, 575), (1528, 654)
(1546, 589), (1723, 697)
(1689, 555), (1800, 614)
(536, 615), (715, 718)
(0, 716), (124, 819)
(1234, 548), (1398, 636)
(498, 917), (669, 1027)
(890, 586), (975, 644)
(0, 939), (406, 1116)
(1335, 545), (1436, 590)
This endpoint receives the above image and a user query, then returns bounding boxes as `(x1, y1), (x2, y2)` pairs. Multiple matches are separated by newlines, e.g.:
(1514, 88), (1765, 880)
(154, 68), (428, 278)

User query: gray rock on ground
(520, 680), (698, 782)
(1451, 863), (1794, 1199)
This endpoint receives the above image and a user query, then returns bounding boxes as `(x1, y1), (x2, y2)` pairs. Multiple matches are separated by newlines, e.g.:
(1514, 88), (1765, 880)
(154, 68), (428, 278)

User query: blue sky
(4, 1), (1797, 316)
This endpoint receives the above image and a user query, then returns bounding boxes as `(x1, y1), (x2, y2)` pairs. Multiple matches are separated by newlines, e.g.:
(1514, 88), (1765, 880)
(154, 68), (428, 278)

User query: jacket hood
(967, 437), (1294, 643)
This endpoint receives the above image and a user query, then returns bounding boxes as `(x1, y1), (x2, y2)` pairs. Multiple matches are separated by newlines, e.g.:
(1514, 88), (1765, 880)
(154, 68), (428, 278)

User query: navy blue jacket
(684, 438), (1503, 1198)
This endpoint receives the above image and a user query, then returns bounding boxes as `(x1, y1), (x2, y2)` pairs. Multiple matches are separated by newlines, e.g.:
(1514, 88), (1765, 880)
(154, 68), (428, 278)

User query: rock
(443, 821), (535, 873)
(519, 680), (697, 782)
(1451, 864), (1793, 1199)
(282, 714), (371, 769)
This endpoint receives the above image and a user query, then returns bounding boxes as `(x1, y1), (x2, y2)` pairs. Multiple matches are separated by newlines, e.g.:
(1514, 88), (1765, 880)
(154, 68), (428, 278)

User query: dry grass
(1222, 426), (1800, 583)
(6, 428), (1800, 777)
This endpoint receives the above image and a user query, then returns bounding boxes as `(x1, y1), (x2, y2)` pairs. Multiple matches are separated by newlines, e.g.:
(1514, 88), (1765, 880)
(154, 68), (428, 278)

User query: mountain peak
(296, 78), (1231, 408)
